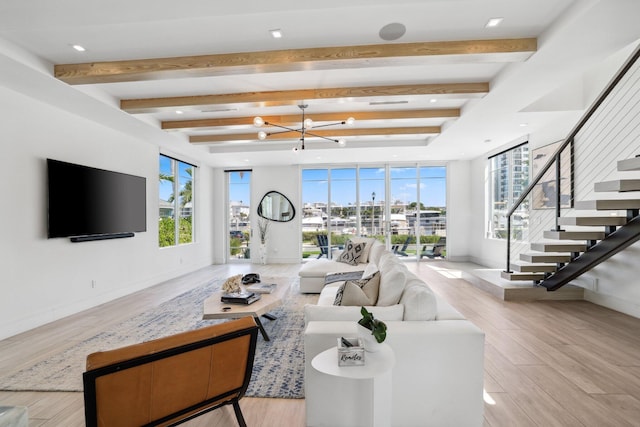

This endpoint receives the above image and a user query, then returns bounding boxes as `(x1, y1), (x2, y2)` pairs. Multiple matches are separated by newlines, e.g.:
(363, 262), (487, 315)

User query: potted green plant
(357, 307), (387, 351)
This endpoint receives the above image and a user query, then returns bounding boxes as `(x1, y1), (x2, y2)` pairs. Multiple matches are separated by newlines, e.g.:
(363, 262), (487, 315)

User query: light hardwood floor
(1, 261), (640, 426)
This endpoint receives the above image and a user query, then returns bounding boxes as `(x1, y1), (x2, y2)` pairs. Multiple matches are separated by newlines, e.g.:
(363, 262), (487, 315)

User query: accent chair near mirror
(258, 191), (295, 222)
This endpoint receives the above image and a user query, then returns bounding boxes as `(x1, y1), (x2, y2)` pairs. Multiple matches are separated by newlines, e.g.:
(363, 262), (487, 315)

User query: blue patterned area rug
(0, 277), (317, 399)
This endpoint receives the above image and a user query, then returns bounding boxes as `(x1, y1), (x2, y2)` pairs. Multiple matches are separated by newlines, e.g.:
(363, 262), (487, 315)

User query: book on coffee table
(221, 291), (261, 305)
(245, 283), (277, 294)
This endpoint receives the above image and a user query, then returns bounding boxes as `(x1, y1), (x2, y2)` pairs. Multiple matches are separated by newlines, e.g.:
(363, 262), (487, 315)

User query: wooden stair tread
(575, 199), (640, 210)
(595, 179), (640, 192)
(617, 156), (640, 171)
(543, 230), (605, 240)
(557, 216), (627, 226)
(520, 253), (572, 263)
(500, 271), (546, 281)
(530, 242), (587, 252)
(510, 263), (557, 273)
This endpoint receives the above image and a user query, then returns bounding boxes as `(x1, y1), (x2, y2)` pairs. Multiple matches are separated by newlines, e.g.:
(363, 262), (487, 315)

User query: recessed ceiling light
(430, 98), (437, 103)
(485, 17), (503, 28)
(71, 44), (86, 52)
(175, 110), (184, 115)
(270, 29), (283, 39)
(520, 123), (528, 127)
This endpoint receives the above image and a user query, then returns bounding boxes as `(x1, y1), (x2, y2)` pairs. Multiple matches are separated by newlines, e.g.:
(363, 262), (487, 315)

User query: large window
(227, 170), (251, 260)
(488, 143), (529, 239)
(301, 165), (446, 260)
(159, 155), (195, 247)
(359, 168), (385, 240)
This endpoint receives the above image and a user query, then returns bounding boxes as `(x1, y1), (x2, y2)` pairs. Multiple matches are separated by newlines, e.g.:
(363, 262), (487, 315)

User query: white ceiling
(1, 0), (640, 168)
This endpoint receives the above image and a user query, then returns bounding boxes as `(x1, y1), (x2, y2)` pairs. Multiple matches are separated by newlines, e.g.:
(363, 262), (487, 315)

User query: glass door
(301, 169), (329, 260)
(358, 167), (388, 248)
(329, 168), (357, 253)
(390, 166), (419, 258)
(227, 170), (251, 261)
(389, 166), (447, 260)
(301, 165), (447, 260)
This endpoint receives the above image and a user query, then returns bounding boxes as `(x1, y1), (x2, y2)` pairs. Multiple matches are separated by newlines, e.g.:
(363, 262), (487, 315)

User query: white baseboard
(0, 261), (212, 341)
(584, 290), (640, 319)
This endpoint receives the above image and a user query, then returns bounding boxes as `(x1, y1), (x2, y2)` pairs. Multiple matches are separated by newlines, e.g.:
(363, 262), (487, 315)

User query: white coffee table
(312, 344), (395, 427)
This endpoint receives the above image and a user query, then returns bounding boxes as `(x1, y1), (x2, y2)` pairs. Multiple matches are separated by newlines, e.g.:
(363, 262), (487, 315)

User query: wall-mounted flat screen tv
(47, 159), (146, 239)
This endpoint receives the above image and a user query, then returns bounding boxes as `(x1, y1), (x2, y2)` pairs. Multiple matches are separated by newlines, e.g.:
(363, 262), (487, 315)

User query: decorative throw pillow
(348, 237), (376, 263)
(333, 282), (371, 306)
(377, 266), (406, 306)
(336, 240), (366, 265)
(400, 282), (437, 321)
(333, 272), (381, 306)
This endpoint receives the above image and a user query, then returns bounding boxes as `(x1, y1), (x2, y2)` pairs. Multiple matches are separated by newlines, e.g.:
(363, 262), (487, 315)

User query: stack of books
(246, 283), (277, 294)
(220, 291), (261, 305)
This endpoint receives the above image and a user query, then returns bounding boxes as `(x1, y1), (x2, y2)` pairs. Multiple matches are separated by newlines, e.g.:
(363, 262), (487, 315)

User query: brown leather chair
(83, 316), (259, 427)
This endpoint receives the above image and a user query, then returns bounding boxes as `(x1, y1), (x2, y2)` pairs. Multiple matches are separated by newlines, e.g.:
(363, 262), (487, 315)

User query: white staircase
(501, 156), (640, 288)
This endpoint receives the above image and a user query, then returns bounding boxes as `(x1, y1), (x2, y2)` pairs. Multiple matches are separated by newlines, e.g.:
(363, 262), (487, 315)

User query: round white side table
(0, 406), (28, 427)
(312, 344), (395, 427)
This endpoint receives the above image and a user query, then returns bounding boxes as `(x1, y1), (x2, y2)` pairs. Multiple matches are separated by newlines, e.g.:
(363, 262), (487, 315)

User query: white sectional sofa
(299, 238), (386, 293)
(302, 238), (485, 427)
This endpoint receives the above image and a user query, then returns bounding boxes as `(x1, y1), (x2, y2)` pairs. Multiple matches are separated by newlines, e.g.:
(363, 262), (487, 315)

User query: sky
(159, 155), (193, 201)
(227, 166), (446, 208)
(301, 166), (446, 207)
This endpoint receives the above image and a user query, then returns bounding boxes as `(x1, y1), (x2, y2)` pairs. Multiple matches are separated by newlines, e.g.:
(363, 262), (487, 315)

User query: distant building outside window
(488, 143), (529, 239)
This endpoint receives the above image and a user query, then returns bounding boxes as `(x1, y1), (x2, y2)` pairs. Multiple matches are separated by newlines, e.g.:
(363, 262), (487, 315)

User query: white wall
(210, 168), (227, 265)
(0, 85), (215, 340)
(468, 155), (507, 268)
(446, 160), (473, 262)
(251, 165), (301, 263)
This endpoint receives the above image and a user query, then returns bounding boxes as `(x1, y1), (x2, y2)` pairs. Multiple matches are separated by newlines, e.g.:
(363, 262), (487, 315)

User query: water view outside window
(329, 168), (357, 237)
(228, 171), (251, 259)
(359, 168), (386, 240)
(159, 155), (194, 247)
(302, 165), (446, 259)
(418, 166), (447, 237)
(302, 169), (330, 259)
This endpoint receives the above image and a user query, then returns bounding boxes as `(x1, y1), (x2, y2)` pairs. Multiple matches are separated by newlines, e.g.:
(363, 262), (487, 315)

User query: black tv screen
(47, 159), (146, 239)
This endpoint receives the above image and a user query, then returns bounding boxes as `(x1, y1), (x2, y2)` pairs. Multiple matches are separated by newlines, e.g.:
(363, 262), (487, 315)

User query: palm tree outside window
(159, 155), (195, 247)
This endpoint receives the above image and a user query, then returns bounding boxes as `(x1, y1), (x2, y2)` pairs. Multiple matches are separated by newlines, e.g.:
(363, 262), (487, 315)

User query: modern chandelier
(253, 104), (355, 151)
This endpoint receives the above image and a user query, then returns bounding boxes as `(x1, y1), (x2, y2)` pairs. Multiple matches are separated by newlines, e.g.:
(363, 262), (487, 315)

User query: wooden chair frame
(83, 319), (259, 427)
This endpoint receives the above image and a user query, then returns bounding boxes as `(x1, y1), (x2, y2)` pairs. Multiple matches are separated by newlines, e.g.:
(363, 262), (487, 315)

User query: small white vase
(357, 323), (383, 353)
(259, 243), (267, 265)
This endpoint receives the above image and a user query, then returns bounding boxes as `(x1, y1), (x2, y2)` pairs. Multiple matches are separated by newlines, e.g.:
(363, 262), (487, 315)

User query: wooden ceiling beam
(163, 109), (460, 130)
(55, 38), (536, 85)
(123, 83), (488, 113)
(189, 126), (441, 144)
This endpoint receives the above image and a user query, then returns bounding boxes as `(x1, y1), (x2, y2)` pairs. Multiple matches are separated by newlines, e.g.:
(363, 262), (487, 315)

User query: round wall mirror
(257, 191), (296, 222)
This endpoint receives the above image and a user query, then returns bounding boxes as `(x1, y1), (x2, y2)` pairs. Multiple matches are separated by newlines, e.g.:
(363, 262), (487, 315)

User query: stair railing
(505, 43), (640, 274)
